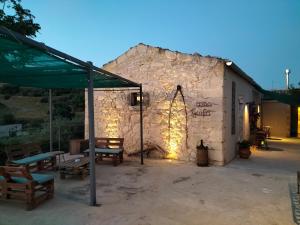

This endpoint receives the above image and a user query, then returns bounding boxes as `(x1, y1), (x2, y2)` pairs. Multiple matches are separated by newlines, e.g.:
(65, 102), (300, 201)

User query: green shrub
(28, 118), (44, 128)
(0, 84), (20, 95)
(40, 96), (49, 103)
(53, 103), (75, 120)
(4, 95), (11, 100)
(238, 140), (251, 148)
(3, 114), (16, 124)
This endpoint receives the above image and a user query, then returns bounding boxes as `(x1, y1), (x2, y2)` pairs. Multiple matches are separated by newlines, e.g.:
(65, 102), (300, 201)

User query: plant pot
(239, 147), (251, 159)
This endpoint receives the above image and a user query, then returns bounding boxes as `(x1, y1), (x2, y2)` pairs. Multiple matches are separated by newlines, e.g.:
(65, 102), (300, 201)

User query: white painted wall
(223, 66), (262, 163)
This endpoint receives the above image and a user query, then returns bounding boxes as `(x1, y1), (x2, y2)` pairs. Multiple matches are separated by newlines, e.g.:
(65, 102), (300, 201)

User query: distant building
(85, 44), (263, 165)
(262, 89), (300, 138)
(0, 124), (22, 138)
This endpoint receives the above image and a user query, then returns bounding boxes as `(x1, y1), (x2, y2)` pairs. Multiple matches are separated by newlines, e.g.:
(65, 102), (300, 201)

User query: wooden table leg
(81, 169), (88, 180)
(120, 152), (123, 163)
(113, 154), (118, 166)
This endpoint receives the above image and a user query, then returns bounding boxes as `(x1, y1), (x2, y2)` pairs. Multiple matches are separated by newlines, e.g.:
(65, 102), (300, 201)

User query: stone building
(262, 90), (300, 138)
(85, 44), (263, 165)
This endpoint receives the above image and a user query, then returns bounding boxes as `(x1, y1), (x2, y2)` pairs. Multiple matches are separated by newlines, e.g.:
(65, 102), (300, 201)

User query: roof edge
(224, 60), (264, 92)
(103, 42), (264, 92)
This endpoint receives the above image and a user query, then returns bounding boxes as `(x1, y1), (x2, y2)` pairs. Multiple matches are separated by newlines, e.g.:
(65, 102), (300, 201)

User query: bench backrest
(6, 144), (41, 161)
(95, 138), (124, 149)
(0, 166), (33, 181)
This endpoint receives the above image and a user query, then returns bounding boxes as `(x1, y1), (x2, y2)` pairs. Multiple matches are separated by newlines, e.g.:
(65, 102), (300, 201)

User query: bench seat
(8, 151), (63, 171)
(84, 148), (123, 154)
(0, 173), (54, 184)
(11, 152), (53, 165)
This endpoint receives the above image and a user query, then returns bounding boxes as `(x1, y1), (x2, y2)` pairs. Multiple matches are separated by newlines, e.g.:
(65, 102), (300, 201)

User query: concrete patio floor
(1, 138), (300, 225)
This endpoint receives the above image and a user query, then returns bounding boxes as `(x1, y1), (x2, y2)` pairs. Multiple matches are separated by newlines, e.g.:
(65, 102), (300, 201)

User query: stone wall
(85, 44), (226, 164)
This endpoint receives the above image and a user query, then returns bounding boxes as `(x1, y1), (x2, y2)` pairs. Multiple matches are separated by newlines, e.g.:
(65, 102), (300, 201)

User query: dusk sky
(23, 0), (300, 90)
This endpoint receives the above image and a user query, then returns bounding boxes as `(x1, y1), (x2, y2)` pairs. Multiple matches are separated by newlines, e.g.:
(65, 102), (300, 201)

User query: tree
(0, 0), (40, 37)
(53, 103), (75, 120)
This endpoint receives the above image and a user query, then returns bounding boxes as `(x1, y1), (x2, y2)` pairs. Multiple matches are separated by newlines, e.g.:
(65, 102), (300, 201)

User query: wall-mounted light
(238, 96), (244, 105)
(130, 92), (150, 106)
(226, 61), (233, 66)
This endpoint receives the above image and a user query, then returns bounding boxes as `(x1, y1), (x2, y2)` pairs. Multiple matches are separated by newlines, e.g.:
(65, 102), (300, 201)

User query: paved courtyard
(1, 138), (300, 225)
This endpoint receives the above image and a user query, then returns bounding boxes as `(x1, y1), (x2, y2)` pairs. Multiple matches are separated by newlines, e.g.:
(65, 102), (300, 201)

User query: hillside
(0, 85), (85, 165)
(0, 95), (48, 122)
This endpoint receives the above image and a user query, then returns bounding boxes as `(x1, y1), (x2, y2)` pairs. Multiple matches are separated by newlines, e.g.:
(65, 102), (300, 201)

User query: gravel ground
(0, 138), (300, 225)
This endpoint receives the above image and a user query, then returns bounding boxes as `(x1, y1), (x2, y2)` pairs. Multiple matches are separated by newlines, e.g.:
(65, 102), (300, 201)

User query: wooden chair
(0, 166), (54, 210)
(255, 130), (269, 149)
(84, 138), (124, 166)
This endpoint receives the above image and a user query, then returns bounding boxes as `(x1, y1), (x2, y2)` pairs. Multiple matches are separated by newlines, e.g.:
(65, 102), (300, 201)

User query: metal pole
(49, 89), (53, 152)
(87, 61), (96, 206)
(58, 125), (61, 151)
(139, 84), (144, 165)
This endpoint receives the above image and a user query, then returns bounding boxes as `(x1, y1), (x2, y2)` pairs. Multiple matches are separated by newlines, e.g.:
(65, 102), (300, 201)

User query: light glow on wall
(98, 96), (121, 138)
(168, 139), (179, 159)
(105, 116), (120, 138)
(243, 104), (250, 140)
(257, 105), (261, 128)
(298, 107), (300, 137)
(167, 96), (186, 159)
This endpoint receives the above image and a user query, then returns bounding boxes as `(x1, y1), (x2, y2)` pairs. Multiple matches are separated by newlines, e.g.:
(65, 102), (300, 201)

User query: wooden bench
(8, 152), (58, 171)
(6, 144), (62, 171)
(84, 138), (124, 166)
(0, 166), (54, 210)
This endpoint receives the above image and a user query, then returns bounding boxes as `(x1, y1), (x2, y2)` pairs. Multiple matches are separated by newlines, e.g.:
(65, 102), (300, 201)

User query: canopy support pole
(87, 62), (96, 206)
(49, 89), (53, 152)
(139, 84), (144, 165)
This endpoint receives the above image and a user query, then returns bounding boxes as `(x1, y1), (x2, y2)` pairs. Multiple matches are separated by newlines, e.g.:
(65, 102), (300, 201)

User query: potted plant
(238, 140), (251, 159)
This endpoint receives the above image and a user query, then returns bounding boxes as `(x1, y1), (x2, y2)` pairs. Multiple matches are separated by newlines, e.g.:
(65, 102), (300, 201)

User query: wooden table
(69, 139), (88, 155)
(59, 157), (89, 179)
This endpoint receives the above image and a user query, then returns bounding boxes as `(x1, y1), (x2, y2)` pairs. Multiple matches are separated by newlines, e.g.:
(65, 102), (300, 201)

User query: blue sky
(22, 0), (300, 89)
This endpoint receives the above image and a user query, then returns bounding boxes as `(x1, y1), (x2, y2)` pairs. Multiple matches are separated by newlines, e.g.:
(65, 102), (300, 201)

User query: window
(231, 82), (236, 135)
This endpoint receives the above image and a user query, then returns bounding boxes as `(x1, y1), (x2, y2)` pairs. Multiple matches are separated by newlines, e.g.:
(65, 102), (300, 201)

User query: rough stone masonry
(85, 43), (243, 165)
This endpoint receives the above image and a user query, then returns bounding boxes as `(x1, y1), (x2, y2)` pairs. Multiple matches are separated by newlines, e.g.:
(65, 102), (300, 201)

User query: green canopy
(0, 26), (144, 207)
(0, 27), (139, 89)
(263, 89), (300, 105)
